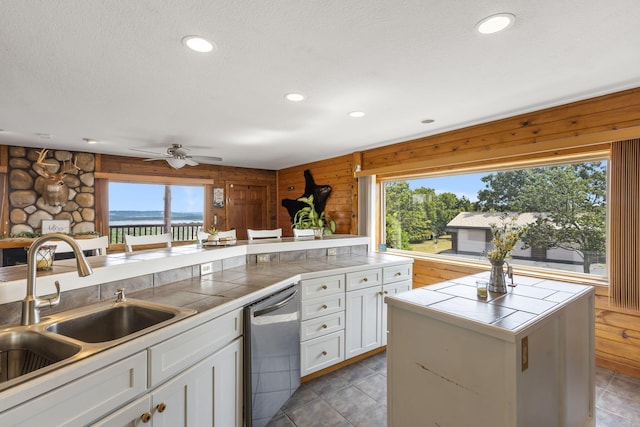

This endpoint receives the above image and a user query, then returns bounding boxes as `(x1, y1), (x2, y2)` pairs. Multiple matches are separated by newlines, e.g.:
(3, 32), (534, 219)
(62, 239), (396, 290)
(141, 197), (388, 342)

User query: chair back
(124, 233), (172, 252)
(293, 228), (315, 237)
(53, 236), (109, 256)
(247, 228), (282, 240)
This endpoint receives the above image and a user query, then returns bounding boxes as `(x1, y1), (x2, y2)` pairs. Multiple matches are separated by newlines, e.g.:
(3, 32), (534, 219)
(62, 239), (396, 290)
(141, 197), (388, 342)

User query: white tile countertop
(385, 271), (594, 342)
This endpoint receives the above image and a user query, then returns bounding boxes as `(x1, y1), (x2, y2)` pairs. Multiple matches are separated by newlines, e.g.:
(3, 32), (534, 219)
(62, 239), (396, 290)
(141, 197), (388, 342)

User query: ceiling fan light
(166, 157), (186, 169)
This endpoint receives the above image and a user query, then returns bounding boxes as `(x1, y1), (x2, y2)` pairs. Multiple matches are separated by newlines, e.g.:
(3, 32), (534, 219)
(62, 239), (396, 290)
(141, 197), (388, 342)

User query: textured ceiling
(1, 1), (639, 170)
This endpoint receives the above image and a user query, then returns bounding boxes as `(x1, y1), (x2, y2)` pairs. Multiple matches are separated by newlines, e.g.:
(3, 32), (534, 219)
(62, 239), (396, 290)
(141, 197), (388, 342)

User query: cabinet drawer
(346, 268), (382, 291)
(301, 294), (344, 321)
(149, 308), (242, 387)
(383, 264), (413, 284)
(0, 352), (147, 427)
(301, 274), (345, 299)
(301, 330), (345, 376)
(301, 311), (345, 341)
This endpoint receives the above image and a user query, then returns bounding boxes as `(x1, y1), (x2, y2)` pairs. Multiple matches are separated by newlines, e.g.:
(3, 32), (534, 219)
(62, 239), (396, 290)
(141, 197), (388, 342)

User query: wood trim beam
(95, 172), (213, 186)
(355, 128), (640, 178)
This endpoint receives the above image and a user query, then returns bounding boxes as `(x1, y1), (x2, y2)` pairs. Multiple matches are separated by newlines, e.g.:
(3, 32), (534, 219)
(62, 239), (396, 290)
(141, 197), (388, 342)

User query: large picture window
(108, 182), (204, 243)
(383, 160), (608, 277)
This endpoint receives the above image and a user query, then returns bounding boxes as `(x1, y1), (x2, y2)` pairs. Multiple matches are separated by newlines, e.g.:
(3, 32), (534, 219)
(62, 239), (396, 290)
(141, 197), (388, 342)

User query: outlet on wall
(327, 248), (337, 256)
(257, 254), (270, 263)
(200, 262), (214, 276)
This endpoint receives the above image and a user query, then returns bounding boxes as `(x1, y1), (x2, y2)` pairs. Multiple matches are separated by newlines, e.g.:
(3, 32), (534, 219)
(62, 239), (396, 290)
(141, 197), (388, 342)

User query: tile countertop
(0, 235), (374, 304)
(385, 271), (594, 342)
(126, 251), (412, 314)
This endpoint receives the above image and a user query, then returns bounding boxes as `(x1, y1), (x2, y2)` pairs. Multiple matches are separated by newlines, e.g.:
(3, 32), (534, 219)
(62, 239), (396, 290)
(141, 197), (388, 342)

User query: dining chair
(124, 233), (172, 252)
(53, 235), (110, 256)
(247, 228), (282, 240)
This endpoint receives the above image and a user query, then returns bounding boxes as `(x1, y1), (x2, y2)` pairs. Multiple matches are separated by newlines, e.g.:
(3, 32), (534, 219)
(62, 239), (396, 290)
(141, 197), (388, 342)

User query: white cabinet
(300, 274), (346, 376)
(0, 351), (147, 427)
(92, 333), (243, 427)
(386, 275), (595, 427)
(345, 266), (412, 358)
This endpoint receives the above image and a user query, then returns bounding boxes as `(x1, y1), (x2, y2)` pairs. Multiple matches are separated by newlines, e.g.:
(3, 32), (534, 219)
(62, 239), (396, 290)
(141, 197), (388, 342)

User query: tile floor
(267, 351), (640, 427)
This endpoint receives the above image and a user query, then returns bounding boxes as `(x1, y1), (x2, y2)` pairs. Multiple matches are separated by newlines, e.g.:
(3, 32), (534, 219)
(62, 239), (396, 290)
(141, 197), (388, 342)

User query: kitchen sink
(0, 299), (196, 391)
(46, 300), (196, 343)
(0, 330), (81, 384)
(47, 303), (178, 343)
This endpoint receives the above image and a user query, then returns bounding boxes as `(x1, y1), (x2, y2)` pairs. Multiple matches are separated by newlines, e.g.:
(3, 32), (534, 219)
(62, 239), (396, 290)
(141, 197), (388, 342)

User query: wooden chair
(247, 228), (282, 240)
(53, 236), (109, 256)
(293, 228), (315, 238)
(124, 233), (172, 252)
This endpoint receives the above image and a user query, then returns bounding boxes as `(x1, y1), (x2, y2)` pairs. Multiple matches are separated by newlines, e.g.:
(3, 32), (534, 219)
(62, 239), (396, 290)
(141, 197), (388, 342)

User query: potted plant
(291, 195), (336, 237)
(487, 215), (527, 293)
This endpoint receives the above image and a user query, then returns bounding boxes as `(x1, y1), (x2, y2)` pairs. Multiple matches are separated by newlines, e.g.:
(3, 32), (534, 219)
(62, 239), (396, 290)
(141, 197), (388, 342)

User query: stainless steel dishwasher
(244, 283), (301, 427)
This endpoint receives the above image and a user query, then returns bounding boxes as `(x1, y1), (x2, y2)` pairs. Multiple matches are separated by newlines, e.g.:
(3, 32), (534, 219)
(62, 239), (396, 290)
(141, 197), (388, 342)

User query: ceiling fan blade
(130, 148), (165, 155)
(192, 156), (223, 162)
(142, 158), (161, 162)
(184, 158), (199, 166)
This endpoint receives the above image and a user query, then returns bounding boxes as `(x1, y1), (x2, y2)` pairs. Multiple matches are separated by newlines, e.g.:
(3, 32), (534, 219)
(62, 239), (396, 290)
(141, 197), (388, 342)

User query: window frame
(377, 153), (611, 285)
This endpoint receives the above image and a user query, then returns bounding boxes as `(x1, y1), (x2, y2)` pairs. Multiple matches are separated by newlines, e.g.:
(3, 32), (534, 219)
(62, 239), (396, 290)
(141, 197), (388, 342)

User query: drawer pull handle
(395, 272), (402, 276)
(322, 324), (328, 329)
(156, 403), (167, 413)
(321, 285), (328, 290)
(322, 304), (328, 309)
(383, 291), (389, 295)
(140, 412), (152, 423)
(363, 277), (368, 282)
(379, 291), (384, 296)
(321, 351), (328, 356)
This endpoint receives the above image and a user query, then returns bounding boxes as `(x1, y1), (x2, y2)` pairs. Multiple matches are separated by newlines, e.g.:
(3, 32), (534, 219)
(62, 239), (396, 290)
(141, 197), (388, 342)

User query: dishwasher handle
(253, 288), (299, 317)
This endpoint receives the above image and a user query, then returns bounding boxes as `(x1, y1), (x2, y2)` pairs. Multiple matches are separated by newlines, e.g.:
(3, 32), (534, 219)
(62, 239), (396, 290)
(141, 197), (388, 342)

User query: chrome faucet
(21, 233), (94, 326)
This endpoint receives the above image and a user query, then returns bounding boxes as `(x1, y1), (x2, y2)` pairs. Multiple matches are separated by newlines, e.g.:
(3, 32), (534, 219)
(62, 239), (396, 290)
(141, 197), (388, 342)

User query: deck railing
(109, 223), (203, 244)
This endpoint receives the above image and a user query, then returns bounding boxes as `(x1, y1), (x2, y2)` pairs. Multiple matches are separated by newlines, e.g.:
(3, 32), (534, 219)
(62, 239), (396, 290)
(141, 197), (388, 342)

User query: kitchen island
(385, 272), (595, 427)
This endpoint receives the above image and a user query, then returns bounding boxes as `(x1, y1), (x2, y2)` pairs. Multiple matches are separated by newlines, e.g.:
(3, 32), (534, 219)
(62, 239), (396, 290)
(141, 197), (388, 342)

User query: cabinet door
(381, 280), (412, 346)
(192, 337), (243, 427)
(90, 395), (151, 427)
(150, 365), (198, 427)
(345, 286), (383, 359)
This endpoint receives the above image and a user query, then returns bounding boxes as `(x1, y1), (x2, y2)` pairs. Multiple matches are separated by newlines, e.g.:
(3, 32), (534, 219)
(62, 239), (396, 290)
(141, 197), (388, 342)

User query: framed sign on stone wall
(41, 219), (70, 234)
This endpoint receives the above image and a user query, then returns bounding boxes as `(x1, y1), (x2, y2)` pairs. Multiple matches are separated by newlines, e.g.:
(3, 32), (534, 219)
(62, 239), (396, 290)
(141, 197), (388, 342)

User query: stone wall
(8, 147), (95, 235)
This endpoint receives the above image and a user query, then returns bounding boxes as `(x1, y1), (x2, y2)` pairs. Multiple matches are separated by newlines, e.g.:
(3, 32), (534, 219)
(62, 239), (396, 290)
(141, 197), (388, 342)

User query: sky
(109, 183), (204, 212)
(407, 172), (488, 202)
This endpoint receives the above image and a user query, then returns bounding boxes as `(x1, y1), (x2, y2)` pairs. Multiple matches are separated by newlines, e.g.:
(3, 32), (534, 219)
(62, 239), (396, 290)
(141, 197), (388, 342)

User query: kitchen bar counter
(0, 235), (412, 415)
(385, 272), (595, 427)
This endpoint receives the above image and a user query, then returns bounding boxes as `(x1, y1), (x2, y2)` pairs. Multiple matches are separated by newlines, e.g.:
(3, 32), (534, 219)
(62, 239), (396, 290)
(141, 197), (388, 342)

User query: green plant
(207, 227), (219, 235)
(292, 195), (336, 235)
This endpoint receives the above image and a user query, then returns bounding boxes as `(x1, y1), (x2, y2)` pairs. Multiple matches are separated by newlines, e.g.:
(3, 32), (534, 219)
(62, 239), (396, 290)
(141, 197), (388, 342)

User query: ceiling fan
(130, 144), (222, 169)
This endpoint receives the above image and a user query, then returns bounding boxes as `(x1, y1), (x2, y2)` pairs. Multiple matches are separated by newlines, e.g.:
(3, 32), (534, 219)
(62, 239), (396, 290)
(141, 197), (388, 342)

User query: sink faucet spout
(22, 233), (94, 326)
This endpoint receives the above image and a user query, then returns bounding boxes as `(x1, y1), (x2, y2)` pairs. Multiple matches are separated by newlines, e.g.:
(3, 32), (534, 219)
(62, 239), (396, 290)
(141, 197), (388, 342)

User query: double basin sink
(0, 299), (196, 391)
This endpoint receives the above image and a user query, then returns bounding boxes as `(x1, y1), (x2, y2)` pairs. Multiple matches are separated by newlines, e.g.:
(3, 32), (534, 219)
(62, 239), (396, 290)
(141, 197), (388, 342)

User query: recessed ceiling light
(182, 36), (216, 53)
(349, 111), (366, 118)
(476, 13), (515, 34)
(284, 93), (305, 102)
(421, 119), (435, 124)
(83, 138), (97, 144)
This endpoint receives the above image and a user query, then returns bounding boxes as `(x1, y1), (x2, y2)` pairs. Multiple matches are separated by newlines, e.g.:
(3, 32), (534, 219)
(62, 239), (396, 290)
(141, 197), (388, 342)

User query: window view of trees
(383, 161), (607, 276)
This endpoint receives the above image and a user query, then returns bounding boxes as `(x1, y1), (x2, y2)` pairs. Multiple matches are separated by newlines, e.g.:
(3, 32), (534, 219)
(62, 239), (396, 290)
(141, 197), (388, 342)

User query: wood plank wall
(277, 88), (640, 378)
(98, 154), (277, 234)
(276, 154), (357, 236)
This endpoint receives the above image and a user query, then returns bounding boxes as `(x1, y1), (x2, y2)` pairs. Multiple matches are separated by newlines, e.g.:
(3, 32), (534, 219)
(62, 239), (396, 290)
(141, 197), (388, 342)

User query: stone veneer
(8, 146), (96, 235)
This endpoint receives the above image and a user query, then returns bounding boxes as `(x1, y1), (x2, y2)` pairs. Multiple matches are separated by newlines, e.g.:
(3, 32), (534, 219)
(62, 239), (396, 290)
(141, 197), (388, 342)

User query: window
(383, 161), (608, 277)
(108, 182), (204, 243)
